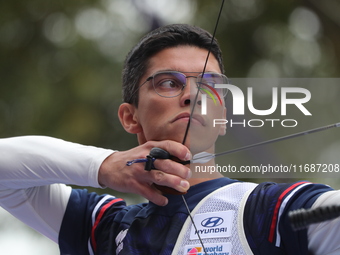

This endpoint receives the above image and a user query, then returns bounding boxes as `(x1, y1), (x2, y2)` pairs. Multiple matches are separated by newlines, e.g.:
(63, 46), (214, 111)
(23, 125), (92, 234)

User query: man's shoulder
(243, 181), (333, 254)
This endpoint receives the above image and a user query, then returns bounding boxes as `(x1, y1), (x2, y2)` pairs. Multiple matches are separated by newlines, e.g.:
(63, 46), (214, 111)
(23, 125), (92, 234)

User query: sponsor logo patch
(190, 211), (233, 240)
(185, 243), (232, 255)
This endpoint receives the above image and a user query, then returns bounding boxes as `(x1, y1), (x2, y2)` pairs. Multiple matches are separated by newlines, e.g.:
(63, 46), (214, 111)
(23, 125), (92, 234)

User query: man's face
(129, 45), (226, 154)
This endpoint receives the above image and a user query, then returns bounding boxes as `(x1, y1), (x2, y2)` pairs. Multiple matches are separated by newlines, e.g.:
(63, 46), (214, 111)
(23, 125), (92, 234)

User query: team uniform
(0, 136), (340, 255)
(59, 179), (331, 255)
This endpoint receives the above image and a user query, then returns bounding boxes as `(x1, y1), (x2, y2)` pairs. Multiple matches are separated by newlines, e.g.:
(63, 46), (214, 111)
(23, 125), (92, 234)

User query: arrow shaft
(192, 122), (340, 162)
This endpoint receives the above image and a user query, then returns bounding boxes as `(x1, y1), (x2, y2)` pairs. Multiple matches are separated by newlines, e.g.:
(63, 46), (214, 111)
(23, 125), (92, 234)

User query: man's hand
(98, 140), (192, 206)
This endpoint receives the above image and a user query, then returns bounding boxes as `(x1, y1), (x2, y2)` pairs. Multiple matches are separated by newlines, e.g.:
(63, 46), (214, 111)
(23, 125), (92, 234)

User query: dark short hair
(122, 24), (224, 106)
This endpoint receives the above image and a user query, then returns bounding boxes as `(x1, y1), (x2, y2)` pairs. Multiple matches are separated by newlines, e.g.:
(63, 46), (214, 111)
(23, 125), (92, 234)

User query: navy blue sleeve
(58, 189), (126, 255)
(243, 181), (333, 255)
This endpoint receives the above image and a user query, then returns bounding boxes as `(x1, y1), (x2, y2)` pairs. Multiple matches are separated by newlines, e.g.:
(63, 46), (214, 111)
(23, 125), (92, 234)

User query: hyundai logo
(201, 217), (224, 228)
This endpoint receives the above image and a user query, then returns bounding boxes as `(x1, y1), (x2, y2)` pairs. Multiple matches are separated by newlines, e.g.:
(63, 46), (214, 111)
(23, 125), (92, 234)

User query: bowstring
(182, 0), (225, 145)
(180, 1), (225, 254)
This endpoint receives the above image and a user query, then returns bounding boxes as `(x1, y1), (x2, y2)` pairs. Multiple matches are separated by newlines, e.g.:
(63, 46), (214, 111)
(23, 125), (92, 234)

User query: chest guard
(171, 182), (257, 255)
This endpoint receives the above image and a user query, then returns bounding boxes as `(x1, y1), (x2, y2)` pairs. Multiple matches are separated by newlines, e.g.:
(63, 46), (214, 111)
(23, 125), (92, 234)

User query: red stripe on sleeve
(268, 182), (308, 243)
(91, 198), (123, 252)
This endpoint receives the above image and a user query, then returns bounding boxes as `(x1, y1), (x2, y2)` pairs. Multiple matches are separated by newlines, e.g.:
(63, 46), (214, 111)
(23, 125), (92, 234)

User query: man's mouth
(172, 112), (205, 126)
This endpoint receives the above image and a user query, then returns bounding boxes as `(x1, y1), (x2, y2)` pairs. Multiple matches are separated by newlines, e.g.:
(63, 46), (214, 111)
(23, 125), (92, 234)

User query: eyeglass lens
(152, 72), (228, 98)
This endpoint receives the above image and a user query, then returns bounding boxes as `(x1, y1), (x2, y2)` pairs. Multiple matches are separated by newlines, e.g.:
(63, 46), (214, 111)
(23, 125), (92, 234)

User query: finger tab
(150, 147), (171, 159)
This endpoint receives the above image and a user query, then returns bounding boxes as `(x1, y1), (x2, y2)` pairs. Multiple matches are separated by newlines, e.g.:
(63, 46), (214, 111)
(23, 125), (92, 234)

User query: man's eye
(205, 82), (216, 87)
(198, 81), (215, 88)
(158, 80), (181, 89)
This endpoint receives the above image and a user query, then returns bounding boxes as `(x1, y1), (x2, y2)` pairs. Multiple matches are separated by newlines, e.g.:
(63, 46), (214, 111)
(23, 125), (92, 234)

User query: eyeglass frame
(127, 70), (229, 103)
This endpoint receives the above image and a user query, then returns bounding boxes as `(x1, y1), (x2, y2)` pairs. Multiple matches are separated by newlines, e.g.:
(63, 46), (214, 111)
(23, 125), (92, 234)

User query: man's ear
(118, 103), (142, 134)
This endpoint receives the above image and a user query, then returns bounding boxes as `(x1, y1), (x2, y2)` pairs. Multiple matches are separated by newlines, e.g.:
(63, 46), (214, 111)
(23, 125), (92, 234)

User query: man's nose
(180, 78), (202, 107)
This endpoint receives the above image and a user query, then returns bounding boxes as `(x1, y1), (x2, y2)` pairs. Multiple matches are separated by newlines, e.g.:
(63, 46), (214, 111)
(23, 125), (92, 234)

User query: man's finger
(150, 170), (190, 194)
(151, 140), (191, 162)
(138, 184), (169, 206)
(153, 159), (192, 179)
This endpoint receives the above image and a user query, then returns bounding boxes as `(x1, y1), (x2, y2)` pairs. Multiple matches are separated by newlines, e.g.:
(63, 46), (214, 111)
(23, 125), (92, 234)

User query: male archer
(0, 24), (339, 254)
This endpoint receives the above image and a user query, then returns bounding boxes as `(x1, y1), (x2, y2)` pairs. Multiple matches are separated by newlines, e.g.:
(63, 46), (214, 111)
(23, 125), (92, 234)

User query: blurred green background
(0, 0), (340, 253)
